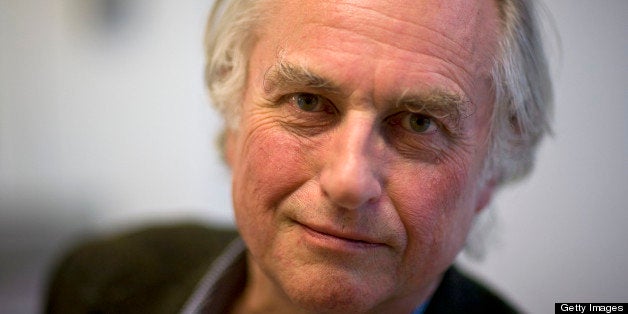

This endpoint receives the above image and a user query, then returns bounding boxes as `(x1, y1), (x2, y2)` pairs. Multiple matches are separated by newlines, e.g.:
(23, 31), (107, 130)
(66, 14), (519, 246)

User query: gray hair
(488, 0), (553, 185)
(204, 0), (265, 130)
(466, 0), (554, 259)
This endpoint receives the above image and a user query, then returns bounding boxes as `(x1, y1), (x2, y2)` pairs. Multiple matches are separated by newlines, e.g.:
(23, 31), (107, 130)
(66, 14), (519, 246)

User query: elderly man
(47, 0), (552, 313)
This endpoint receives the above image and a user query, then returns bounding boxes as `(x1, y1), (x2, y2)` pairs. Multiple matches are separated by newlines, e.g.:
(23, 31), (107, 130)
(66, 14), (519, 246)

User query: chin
(277, 264), (396, 313)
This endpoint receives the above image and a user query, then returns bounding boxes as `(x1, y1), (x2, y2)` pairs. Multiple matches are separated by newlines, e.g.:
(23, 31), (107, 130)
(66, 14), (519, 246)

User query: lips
(295, 220), (385, 248)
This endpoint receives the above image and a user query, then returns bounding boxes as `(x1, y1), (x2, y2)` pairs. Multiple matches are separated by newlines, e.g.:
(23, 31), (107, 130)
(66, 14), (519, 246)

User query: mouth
(294, 220), (385, 250)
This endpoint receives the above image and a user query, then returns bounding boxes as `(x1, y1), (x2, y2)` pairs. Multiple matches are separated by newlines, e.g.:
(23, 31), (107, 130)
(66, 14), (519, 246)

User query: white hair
(488, 0), (553, 185)
(204, 0), (266, 129)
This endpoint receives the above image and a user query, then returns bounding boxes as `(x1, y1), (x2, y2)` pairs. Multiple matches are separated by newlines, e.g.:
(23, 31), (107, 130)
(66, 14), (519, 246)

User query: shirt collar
(180, 237), (247, 314)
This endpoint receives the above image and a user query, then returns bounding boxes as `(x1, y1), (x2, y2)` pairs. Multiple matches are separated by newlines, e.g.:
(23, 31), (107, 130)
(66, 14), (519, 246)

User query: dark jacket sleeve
(425, 267), (520, 314)
(45, 223), (238, 314)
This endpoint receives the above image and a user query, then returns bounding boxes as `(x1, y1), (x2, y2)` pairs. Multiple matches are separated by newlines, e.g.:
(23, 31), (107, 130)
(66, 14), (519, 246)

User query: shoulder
(46, 223), (238, 314)
(425, 266), (520, 314)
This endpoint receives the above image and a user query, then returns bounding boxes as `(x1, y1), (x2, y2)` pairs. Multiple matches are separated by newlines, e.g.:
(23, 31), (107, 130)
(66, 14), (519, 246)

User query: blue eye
(402, 113), (436, 133)
(294, 93), (324, 112)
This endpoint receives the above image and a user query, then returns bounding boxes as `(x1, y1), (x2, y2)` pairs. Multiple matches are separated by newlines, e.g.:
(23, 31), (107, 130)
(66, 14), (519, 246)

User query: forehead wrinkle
(300, 17), (483, 104)
(315, 18), (477, 76)
(314, 1), (498, 92)
(334, 2), (477, 57)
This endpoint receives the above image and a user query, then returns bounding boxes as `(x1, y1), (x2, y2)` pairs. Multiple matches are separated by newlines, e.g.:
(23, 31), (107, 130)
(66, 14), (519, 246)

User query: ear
(475, 175), (498, 213)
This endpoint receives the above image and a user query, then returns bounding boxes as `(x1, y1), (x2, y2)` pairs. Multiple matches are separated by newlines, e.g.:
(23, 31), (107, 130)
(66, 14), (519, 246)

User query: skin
(225, 0), (501, 312)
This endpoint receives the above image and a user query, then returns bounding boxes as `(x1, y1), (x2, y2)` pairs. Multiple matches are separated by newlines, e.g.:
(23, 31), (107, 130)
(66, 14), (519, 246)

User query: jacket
(46, 223), (518, 313)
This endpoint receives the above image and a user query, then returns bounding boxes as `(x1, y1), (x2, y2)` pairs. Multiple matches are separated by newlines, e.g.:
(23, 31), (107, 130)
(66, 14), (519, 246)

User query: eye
(401, 112), (437, 133)
(292, 93), (326, 112)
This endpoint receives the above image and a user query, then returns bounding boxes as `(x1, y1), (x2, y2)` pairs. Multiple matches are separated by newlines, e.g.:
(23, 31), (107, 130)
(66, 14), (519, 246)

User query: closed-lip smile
(295, 220), (386, 250)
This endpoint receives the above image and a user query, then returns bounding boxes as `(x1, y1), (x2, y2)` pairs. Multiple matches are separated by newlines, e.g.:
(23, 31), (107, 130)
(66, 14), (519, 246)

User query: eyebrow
(263, 59), (342, 96)
(263, 59), (472, 123)
(393, 90), (472, 126)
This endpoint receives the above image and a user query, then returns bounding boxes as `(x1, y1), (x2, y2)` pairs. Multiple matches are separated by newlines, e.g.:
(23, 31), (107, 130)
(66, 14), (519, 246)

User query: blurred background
(1, 0), (626, 313)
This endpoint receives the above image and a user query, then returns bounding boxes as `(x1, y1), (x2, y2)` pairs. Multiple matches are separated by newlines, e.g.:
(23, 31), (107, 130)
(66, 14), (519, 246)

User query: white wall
(1, 0), (626, 313)
(1, 0), (229, 312)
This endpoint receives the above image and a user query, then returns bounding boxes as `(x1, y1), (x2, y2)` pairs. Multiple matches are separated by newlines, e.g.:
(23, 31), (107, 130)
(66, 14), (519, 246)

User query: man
(47, 0), (552, 313)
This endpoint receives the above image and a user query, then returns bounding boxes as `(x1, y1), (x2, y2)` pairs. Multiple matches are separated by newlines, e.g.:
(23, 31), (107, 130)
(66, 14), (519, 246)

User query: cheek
(231, 122), (312, 241)
(392, 161), (479, 271)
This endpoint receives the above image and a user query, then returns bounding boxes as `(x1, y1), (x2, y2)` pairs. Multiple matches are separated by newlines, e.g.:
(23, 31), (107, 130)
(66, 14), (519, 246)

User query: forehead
(254, 0), (500, 106)
(266, 0), (499, 47)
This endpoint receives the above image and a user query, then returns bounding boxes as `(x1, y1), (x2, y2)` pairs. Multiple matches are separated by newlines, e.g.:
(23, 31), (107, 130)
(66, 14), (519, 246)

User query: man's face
(226, 0), (500, 312)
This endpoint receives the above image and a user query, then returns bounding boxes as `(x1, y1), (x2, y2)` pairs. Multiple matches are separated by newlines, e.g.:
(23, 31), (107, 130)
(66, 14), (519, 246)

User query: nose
(319, 114), (383, 209)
